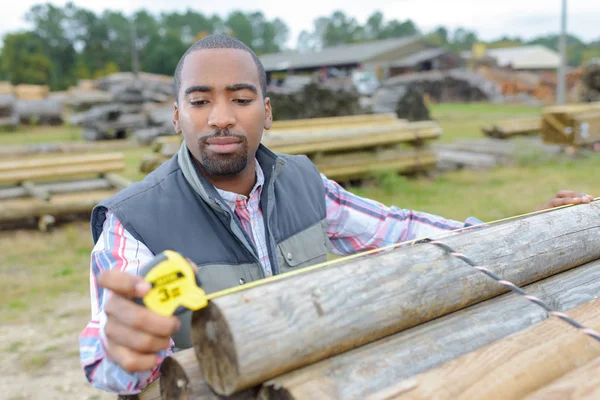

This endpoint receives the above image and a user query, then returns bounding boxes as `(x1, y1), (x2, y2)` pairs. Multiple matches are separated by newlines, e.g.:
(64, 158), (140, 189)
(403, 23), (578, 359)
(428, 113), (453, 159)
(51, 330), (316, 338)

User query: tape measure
(136, 250), (208, 316)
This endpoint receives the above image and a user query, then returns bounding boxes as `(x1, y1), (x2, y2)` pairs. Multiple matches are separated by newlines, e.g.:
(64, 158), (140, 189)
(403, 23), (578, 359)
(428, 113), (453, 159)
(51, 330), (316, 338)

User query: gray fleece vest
(90, 144), (329, 349)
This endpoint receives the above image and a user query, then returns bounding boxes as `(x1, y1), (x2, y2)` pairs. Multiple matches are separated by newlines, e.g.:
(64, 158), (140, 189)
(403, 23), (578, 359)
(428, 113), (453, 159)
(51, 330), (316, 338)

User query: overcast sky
(2, 0), (598, 47)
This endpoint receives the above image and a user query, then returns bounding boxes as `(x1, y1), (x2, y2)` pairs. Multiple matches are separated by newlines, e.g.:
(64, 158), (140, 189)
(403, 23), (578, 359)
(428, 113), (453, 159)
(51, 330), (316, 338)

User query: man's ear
(264, 97), (272, 130)
(173, 101), (182, 134)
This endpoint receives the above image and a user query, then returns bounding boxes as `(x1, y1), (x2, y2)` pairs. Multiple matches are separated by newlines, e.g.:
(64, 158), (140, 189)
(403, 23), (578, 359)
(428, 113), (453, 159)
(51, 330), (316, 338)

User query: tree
(226, 11), (254, 48)
(322, 11), (363, 46)
(383, 19), (419, 39)
(365, 11), (385, 40)
(25, 2), (77, 89)
(1, 32), (52, 85)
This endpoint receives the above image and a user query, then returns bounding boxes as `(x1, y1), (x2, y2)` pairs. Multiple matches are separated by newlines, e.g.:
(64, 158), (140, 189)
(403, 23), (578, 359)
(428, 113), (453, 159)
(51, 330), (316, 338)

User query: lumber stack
(124, 200), (600, 400)
(482, 116), (541, 139)
(0, 94), (18, 130)
(541, 101), (600, 146)
(140, 117), (440, 182)
(0, 152), (130, 231)
(15, 98), (64, 125)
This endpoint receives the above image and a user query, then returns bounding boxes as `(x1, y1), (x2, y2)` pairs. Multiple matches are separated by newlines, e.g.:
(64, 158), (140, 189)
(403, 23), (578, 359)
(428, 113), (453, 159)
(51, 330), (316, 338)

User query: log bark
(159, 349), (258, 400)
(191, 201), (600, 395)
(0, 178), (112, 200)
(104, 172), (132, 190)
(260, 259), (600, 399)
(386, 297), (600, 400)
(523, 356), (600, 400)
(22, 181), (50, 201)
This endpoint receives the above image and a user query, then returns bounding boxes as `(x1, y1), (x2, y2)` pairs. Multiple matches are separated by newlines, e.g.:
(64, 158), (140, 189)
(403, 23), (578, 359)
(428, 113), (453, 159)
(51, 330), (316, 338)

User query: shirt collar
(215, 158), (264, 210)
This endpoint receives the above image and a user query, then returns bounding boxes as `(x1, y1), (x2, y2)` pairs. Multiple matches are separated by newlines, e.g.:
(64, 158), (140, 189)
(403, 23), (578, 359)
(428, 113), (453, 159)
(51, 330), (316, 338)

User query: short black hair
(173, 34), (267, 102)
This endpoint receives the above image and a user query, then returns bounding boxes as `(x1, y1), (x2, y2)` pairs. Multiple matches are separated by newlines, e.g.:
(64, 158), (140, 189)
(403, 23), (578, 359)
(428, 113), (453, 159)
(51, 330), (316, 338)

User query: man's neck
(197, 161), (257, 197)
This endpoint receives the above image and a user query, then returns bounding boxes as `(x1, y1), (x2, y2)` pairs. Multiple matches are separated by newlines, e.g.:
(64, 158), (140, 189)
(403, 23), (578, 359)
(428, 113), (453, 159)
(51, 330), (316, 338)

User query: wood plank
(260, 259), (600, 400)
(270, 113), (398, 130)
(0, 140), (137, 159)
(22, 180), (50, 201)
(389, 297), (600, 400)
(0, 152), (123, 172)
(103, 173), (132, 190)
(0, 161), (125, 185)
(0, 189), (116, 221)
(0, 178), (112, 200)
(190, 201), (600, 395)
(159, 349), (258, 399)
(523, 356), (600, 400)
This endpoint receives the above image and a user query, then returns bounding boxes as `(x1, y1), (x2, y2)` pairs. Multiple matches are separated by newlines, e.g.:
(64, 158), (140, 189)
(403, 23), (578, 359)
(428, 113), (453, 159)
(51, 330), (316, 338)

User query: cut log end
(159, 356), (190, 400)
(191, 304), (239, 395)
(260, 385), (294, 400)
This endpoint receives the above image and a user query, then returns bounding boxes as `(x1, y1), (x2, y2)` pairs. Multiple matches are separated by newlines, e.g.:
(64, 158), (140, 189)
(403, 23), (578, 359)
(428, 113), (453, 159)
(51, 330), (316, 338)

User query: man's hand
(535, 190), (594, 211)
(98, 270), (181, 372)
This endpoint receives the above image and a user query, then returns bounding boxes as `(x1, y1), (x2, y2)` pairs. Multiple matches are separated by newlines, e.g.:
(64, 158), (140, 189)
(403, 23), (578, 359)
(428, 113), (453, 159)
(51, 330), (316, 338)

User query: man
(79, 34), (593, 395)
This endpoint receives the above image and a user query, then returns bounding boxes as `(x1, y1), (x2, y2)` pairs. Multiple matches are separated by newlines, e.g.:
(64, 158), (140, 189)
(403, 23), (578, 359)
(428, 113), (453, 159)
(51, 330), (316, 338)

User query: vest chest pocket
(277, 219), (331, 274)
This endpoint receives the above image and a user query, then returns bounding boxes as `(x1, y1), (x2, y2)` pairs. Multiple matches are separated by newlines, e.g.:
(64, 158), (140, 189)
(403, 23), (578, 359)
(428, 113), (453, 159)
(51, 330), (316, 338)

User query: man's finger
(98, 270), (151, 299)
(106, 342), (159, 373)
(554, 190), (583, 199)
(105, 318), (171, 354)
(550, 197), (583, 207)
(105, 295), (181, 337)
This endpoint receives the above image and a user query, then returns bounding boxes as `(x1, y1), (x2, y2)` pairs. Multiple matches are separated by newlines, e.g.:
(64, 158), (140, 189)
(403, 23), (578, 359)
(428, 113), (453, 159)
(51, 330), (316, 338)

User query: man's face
(174, 49), (272, 177)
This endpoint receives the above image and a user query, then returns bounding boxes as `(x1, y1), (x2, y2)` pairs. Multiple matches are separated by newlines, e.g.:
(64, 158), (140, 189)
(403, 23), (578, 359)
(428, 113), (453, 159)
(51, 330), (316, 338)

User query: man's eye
(234, 99), (252, 105)
(190, 100), (208, 106)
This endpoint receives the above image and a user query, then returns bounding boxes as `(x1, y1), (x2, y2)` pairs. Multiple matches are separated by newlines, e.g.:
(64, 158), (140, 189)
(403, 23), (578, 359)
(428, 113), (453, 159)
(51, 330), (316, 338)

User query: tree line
(1, 2), (599, 91)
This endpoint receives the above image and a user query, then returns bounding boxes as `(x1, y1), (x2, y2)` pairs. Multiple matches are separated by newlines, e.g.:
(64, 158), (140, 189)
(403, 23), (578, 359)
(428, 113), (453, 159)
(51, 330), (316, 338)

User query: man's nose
(207, 101), (236, 130)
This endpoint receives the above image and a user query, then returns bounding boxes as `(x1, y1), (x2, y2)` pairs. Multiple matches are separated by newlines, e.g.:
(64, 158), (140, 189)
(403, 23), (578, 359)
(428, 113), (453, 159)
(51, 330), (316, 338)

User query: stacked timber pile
(15, 98), (64, 125)
(371, 83), (431, 121)
(69, 72), (175, 141)
(581, 60), (600, 102)
(267, 76), (362, 120)
(0, 94), (18, 130)
(126, 201), (600, 400)
(481, 117), (541, 139)
(140, 114), (439, 182)
(433, 137), (562, 171)
(0, 152), (131, 231)
(541, 101), (600, 146)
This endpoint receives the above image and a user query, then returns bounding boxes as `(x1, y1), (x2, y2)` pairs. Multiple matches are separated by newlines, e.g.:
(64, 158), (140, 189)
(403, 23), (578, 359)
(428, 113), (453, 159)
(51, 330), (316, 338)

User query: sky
(1, 0), (599, 48)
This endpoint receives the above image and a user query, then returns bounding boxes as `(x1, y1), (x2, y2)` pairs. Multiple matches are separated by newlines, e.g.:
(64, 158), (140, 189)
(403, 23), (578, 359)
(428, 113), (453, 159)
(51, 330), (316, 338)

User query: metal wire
(420, 238), (600, 343)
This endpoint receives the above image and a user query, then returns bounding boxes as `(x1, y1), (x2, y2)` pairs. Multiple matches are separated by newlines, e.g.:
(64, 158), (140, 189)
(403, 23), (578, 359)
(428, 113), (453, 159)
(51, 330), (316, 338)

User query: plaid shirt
(79, 161), (480, 395)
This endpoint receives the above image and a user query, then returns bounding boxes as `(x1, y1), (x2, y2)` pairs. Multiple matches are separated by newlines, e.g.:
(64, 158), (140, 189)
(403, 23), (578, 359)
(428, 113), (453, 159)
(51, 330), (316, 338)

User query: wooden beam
(0, 178), (113, 200)
(523, 356), (600, 400)
(190, 201), (600, 395)
(0, 140), (137, 159)
(388, 297), (600, 400)
(22, 180), (50, 201)
(103, 173), (132, 190)
(270, 113), (399, 130)
(0, 152), (124, 172)
(0, 160), (125, 185)
(260, 258), (600, 400)
(159, 349), (258, 400)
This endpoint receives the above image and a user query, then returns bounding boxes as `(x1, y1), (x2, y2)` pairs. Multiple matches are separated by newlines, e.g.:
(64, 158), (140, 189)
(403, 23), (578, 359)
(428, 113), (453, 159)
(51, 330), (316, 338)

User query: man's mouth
(204, 137), (243, 154)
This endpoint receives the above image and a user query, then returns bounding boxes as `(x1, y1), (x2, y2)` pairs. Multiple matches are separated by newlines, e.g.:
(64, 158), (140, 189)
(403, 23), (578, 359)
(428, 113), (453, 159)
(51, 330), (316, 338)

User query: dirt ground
(0, 292), (114, 400)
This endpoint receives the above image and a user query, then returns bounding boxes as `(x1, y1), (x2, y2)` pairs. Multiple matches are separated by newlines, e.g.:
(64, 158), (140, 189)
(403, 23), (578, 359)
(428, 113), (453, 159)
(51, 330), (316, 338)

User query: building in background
(461, 45), (561, 72)
(260, 36), (460, 94)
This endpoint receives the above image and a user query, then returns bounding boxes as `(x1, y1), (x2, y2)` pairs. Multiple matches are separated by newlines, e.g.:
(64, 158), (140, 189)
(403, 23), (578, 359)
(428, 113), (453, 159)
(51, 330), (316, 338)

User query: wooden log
(270, 113), (398, 130)
(387, 297), (600, 400)
(260, 258), (600, 400)
(523, 356), (600, 400)
(434, 149), (500, 170)
(0, 190), (116, 221)
(0, 152), (124, 172)
(482, 117), (541, 139)
(22, 181), (50, 201)
(0, 140), (138, 159)
(0, 178), (112, 200)
(117, 380), (161, 400)
(0, 160), (125, 185)
(104, 173), (132, 190)
(190, 201), (600, 395)
(159, 349), (258, 400)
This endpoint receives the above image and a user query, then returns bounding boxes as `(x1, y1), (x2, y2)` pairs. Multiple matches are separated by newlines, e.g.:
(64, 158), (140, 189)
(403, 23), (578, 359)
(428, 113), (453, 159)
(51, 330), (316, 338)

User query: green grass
(429, 102), (541, 142)
(0, 125), (82, 146)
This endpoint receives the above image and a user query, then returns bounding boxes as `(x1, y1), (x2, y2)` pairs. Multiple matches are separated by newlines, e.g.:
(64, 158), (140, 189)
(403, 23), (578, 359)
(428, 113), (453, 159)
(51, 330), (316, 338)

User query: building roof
(390, 48), (448, 68)
(461, 45), (561, 70)
(260, 36), (423, 71)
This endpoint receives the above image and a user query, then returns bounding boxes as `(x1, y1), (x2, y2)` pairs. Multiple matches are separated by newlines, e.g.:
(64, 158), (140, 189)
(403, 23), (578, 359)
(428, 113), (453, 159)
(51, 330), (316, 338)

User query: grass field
(0, 102), (597, 399)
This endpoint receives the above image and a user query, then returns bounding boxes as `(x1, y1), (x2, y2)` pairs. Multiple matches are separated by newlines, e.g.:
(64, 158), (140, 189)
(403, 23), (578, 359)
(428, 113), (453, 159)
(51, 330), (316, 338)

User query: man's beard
(198, 130), (249, 176)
